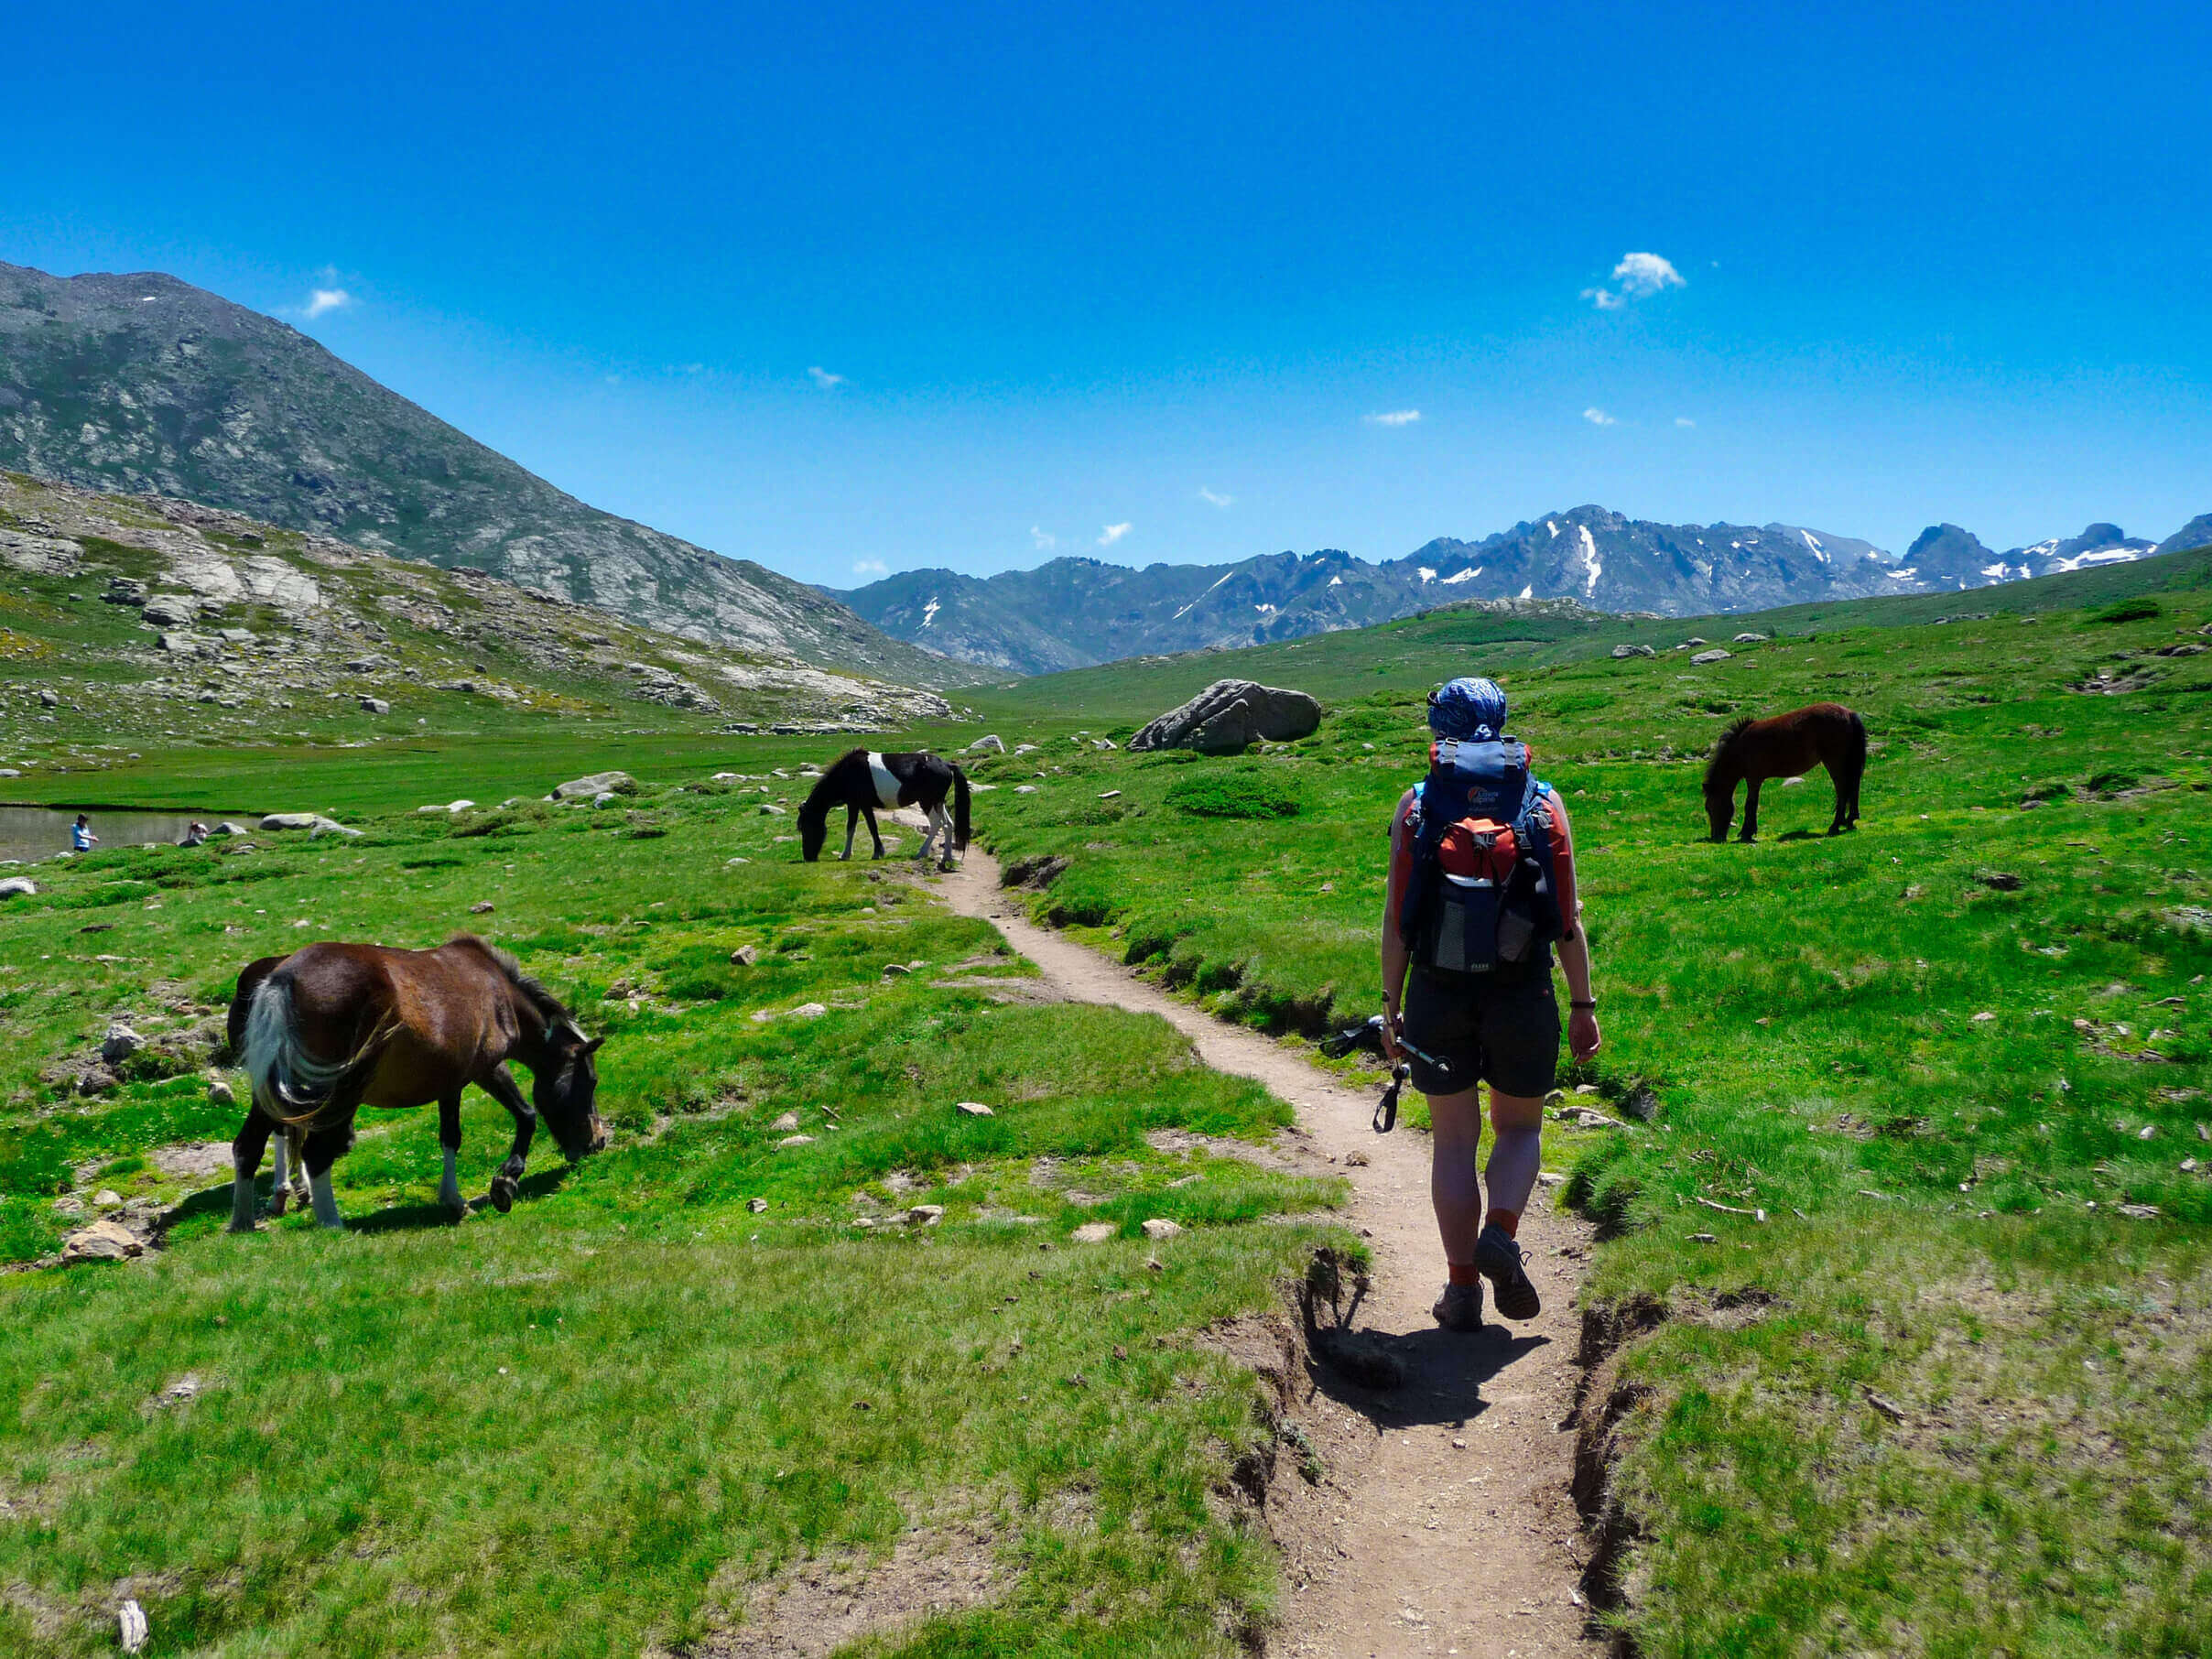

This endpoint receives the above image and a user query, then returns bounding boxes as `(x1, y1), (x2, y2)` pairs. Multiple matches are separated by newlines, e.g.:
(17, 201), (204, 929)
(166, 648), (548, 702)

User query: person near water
(179, 821), (209, 848)
(1380, 677), (1601, 1331)
(69, 813), (98, 852)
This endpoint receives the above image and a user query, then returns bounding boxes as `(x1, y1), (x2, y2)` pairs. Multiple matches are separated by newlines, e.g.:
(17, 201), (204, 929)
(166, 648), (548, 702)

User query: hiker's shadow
(1298, 1256), (1550, 1429)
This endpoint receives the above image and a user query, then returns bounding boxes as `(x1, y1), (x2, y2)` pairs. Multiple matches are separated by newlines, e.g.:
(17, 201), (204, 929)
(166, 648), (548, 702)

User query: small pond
(0, 805), (255, 866)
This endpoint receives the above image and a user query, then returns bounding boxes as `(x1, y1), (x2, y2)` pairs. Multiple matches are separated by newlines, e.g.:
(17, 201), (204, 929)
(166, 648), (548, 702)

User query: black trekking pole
(1373, 1063), (1410, 1133)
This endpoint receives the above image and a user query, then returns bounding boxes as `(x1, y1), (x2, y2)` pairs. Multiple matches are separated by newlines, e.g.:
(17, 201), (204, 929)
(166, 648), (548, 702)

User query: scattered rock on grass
(968, 734), (1005, 754)
(1690, 649), (1732, 665)
(101, 1025), (145, 1064)
(956, 1101), (994, 1118)
(1140, 1218), (1184, 1240)
(748, 1198), (768, 1214)
(552, 770), (637, 801)
(1978, 872), (2024, 892)
(61, 1220), (143, 1263)
(470, 901), (494, 914)
(0, 877), (36, 898)
(1611, 644), (1656, 658)
(207, 1077), (234, 1106)
(731, 945), (759, 966)
(1069, 1221), (1117, 1243)
(907, 1205), (945, 1226)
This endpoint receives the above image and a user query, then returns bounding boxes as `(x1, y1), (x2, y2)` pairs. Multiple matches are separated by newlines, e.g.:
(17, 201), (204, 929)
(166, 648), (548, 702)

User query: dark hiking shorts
(1400, 967), (1560, 1098)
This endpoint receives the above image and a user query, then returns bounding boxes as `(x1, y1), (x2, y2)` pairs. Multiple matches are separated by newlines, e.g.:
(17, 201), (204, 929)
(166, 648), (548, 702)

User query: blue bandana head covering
(1427, 676), (1508, 741)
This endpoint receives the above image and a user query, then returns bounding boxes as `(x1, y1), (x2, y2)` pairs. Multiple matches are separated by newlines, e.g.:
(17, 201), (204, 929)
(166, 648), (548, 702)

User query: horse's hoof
(489, 1177), (517, 1214)
(270, 1192), (289, 1217)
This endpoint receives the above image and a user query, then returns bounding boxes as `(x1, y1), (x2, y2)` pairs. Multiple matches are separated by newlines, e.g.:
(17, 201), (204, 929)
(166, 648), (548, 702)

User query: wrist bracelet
(1570, 999), (1598, 1010)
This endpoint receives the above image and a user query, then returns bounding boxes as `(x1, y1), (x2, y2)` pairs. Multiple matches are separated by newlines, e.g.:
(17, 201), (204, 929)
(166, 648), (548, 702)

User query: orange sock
(1448, 1261), (1480, 1286)
(1487, 1209), (1522, 1238)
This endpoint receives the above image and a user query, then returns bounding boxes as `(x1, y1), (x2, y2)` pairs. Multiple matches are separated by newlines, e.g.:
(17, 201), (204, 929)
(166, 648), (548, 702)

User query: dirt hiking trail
(935, 849), (1599, 1658)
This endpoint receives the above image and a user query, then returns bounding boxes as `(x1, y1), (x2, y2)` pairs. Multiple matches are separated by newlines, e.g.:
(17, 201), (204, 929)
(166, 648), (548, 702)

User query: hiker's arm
(1549, 795), (1601, 1060)
(1379, 791), (1415, 1053)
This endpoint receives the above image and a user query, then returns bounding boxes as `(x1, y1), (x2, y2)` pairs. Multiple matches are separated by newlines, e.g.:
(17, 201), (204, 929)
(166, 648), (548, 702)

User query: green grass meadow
(969, 579), (2212, 1656)
(0, 776), (1341, 1655)
(4, 551), (2211, 1655)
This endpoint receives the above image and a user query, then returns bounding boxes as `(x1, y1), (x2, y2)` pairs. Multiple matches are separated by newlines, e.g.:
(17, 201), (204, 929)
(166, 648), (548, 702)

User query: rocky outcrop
(0, 473), (956, 743)
(1128, 679), (1322, 754)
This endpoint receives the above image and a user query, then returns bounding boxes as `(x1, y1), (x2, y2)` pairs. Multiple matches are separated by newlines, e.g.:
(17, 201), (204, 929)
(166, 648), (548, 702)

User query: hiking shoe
(1432, 1280), (1484, 1332)
(1474, 1225), (1542, 1321)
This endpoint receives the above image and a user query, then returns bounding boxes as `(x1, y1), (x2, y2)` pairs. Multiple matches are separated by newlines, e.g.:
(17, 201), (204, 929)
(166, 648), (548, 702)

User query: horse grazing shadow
(341, 1167), (579, 1236)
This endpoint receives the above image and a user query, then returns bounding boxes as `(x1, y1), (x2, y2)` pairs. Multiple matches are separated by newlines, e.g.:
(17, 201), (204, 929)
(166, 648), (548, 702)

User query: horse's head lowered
(1703, 717), (1752, 841)
(536, 1020), (610, 1161)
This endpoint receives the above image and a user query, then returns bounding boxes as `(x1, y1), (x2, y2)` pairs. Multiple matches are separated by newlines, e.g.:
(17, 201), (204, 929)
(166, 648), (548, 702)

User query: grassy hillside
(0, 763), (1343, 1655)
(967, 540), (2212, 726)
(970, 589), (2212, 1654)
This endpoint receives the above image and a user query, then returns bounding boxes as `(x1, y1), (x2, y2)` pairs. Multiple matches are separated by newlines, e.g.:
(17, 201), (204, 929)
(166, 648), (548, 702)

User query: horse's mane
(1703, 716), (1756, 791)
(459, 935), (576, 1028)
(797, 750), (865, 817)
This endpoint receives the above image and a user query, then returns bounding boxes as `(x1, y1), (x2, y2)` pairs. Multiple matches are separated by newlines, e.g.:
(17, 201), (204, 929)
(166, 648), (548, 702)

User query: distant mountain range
(0, 261), (971, 688)
(834, 505), (2212, 676)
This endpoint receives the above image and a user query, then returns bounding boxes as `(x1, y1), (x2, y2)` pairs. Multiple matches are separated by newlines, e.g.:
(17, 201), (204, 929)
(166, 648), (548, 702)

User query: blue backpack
(1399, 736), (1566, 975)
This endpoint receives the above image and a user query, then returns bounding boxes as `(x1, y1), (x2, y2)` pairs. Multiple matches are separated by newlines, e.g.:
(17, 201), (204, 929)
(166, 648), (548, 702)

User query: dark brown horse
(226, 935), (606, 1231)
(1705, 703), (1867, 841)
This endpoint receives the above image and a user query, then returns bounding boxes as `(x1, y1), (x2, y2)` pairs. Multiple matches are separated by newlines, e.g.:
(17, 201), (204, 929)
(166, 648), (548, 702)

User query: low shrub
(1162, 765), (1303, 819)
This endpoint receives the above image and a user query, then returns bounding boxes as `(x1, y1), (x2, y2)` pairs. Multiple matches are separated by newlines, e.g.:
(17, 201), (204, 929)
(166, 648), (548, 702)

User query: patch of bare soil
(699, 1517), (1004, 1657)
(937, 852), (1600, 1658)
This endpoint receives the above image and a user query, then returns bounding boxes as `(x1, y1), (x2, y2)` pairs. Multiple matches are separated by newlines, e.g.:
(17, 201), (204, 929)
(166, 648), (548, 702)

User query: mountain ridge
(836, 504), (2212, 676)
(0, 261), (980, 689)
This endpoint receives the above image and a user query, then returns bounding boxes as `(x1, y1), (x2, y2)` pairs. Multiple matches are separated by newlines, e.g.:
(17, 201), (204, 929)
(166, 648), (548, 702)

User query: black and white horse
(798, 749), (971, 870)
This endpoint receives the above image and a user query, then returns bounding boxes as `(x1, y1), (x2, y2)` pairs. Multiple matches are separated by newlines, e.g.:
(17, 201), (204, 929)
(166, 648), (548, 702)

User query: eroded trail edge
(935, 851), (1599, 1659)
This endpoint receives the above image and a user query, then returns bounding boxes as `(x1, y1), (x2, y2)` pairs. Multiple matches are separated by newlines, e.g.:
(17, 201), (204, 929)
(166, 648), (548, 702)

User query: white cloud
(1098, 523), (1132, 548)
(1583, 407), (1618, 427)
(1675, 417), (1696, 428)
(808, 365), (844, 390)
(1031, 526), (1056, 551)
(1365, 409), (1421, 427)
(1198, 486), (1233, 508)
(851, 558), (888, 579)
(1583, 251), (1685, 310)
(305, 287), (352, 319)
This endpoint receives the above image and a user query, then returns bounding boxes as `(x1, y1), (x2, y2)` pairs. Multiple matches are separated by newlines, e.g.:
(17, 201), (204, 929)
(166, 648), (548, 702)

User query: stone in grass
(770, 1111), (801, 1131)
(730, 944), (759, 966)
(968, 734), (1005, 754)
(1140, 1219), (1184, 1240)
(777, 1133), (817, 1148)
(956, 1101), (995, 1118)
(1972, 1011), (1996, 1022)
(748, 1198), (768, 1214)
(119, 1599), (148, 1654)
(259, 813), (322, 830)
(1610, 643), (1656, 658)
(101, 1025), (146, 1064)
(1070, 1221), (1117, 1243)
(207, 1076), (235, 1107)
(358, 696), (390, 715)
(61, 1220), (142, 1263)
(470, 901), (494, 915)
(906, 1205), (945, 1226)
(1690, 649), (1732, 665)
(0, 877), (38, 899)
(551, 770), (637, 801)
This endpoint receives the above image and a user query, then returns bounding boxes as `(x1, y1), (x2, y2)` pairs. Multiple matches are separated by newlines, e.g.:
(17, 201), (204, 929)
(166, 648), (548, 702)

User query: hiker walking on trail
(1381, 677), (1600, 1331)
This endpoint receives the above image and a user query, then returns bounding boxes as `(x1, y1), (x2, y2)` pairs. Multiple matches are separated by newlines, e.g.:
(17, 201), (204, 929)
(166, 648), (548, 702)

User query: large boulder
(1128, 679), (1322, 754)
(551, 770), (638, 801)
(1611, 643), (1656, 659)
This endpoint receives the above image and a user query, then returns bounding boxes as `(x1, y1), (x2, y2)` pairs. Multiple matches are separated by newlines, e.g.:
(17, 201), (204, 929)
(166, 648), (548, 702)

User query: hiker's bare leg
(1426, 1085), (1486, 1268)
(1483, 1089), (1545, 1223)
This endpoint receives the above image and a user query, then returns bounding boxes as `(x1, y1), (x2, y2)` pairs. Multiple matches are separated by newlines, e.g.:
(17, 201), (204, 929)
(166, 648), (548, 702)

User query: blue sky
(5, 0), (2208, 585)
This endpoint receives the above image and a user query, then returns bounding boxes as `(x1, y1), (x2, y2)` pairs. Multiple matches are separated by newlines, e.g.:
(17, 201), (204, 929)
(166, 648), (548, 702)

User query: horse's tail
(952, 764), (971, 851)
(242, 973), (394, 1130)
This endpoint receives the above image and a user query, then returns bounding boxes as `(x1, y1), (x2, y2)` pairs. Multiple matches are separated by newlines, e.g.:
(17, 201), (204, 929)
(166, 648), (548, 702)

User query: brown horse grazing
(1704, 702), (1867, 842)
(225, 935), (607, 1232)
